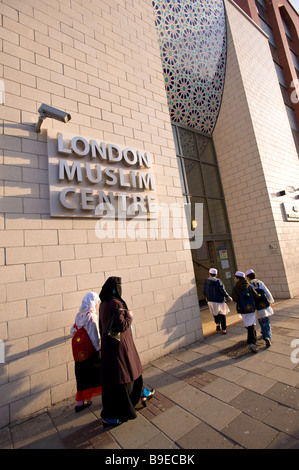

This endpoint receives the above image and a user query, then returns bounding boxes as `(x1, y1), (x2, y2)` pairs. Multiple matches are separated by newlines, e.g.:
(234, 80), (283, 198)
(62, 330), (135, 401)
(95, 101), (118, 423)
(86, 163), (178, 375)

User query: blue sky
(289, 0), (299, 13)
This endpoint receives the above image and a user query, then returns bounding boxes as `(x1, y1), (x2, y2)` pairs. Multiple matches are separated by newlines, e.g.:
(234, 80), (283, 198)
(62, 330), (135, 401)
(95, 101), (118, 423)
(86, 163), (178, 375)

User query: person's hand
(127, 310), (133, 318)
(228, 296), (233, 302)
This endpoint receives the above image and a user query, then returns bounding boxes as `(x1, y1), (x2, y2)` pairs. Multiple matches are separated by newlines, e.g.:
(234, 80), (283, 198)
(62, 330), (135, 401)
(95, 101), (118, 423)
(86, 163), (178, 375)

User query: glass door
(192, 239), (235, 305)
(172, 124), (237, 334)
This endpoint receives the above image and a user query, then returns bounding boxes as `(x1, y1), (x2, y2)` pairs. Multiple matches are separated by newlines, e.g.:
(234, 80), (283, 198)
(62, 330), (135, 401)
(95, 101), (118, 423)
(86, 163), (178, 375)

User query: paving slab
(235, 371), (276, 394)
(221, 413), (279, 449)
(191, 396), (241, 431)
(150, 356), (186, 374)
(176, 421), (235, 449)
(151, 405), (200, 441)
(264, 365), (299, 387)
(143, 369), (181, 391)
(63, 420), (120, 449)
(234, 355), (276, 376)
(138, 433), (179, 449)
(262, 404), (299, 439)
(0, 427), (12, 449)
(50, 402), (97, 439)
(229, 389), (277, 420)
(171, 348), (205, 364)
(210, 363), (248, 382)
(108, 413), (160, 449)
(201, 377), (244, 403)
(167, 382), (210, 411)
(264, 350), (298, 370)
(9, 412), (62, 449)
(267, 432), (299, 449)
(264, 383), (299, 410)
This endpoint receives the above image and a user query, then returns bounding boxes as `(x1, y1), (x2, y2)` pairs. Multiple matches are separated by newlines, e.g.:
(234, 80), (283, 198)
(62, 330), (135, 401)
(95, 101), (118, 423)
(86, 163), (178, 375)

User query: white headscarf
(75, 291), (99, 327)
(76, 292), (99, 328)
(71, 292), (100, 351)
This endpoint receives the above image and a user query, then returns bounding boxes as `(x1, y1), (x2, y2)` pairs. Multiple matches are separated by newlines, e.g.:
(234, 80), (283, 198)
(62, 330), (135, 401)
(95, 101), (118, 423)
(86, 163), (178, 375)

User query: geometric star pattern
(152, 0), (227, 135)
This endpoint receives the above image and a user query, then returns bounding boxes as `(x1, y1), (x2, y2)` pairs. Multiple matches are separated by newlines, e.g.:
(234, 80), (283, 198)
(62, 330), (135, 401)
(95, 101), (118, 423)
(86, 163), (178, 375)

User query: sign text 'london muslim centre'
(47, 132), (157, 218)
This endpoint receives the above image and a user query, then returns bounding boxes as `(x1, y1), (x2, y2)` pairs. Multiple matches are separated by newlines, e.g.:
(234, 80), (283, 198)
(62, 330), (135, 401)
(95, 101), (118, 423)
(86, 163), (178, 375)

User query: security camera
(35, 103), (71, 132)
(38, 104), (71, 122)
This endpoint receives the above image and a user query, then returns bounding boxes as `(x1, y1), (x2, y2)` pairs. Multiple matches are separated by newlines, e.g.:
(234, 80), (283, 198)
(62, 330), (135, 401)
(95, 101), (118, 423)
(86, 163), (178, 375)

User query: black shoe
(265, 338), (271, 348)
(216, 325), (221, 332)
(75, 400), (92, 412)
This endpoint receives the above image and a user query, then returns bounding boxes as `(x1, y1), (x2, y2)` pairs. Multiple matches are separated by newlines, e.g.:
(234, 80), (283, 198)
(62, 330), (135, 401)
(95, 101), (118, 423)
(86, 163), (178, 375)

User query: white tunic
(249, 279), (274, 319)
(208, 301), (230, 316)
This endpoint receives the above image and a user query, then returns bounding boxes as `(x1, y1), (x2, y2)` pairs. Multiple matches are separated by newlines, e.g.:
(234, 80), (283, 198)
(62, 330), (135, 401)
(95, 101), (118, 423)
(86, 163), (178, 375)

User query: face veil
(99, 277), (127, 309)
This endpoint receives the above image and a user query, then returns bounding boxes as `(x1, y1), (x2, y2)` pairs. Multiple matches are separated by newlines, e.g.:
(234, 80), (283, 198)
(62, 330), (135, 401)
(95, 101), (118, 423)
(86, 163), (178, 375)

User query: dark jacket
(203, 277), (230, 303)
(99, 297), (143, 385)
(232, 278), (259, 314)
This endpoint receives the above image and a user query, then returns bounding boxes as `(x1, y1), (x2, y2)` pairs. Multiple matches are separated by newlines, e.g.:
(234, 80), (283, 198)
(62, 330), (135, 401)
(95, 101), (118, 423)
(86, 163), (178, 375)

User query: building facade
(234, 0), (299, 151)
(0, 0), (299, 425)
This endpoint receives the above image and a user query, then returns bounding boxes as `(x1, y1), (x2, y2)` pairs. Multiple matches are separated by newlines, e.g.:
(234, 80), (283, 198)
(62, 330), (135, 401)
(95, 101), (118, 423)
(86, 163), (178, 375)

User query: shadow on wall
(0, 334), (75, 425)
(1, 123), (49, 216)
(157, 284), (203, 354)
(2, 334), (71, 365)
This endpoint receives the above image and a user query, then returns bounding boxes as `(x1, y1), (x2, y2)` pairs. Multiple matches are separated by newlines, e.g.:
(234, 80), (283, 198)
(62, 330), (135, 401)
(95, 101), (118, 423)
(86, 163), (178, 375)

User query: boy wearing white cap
(203, 268), (232, 334)
(245, 269), (274, 348)
(232, 271), (260, 352)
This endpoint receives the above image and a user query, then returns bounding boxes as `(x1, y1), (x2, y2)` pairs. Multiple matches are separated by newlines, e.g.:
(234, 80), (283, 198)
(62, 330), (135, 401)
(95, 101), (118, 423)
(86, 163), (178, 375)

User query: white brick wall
(0, 0), (201, 425)
(214, 0), (299, 298)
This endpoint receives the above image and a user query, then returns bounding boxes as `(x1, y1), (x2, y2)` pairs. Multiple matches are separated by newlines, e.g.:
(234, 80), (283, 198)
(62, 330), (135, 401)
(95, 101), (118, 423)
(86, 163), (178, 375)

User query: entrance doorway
(192, 240), (240, 335)
(172, 124), (239, 335)
(192, 240), (235, 305)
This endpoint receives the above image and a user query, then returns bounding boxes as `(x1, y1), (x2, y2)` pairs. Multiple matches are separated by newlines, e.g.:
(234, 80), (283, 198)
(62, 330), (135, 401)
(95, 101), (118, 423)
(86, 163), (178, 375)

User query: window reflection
(183, 159), (205, 195)
(201, 164), (222, 197)
(180, 128), (197, 159)
(190, 196), (211, 236)
(196, 134), (216, 163)
(175, 125), (229, 238)
(207, 199), (228, 234)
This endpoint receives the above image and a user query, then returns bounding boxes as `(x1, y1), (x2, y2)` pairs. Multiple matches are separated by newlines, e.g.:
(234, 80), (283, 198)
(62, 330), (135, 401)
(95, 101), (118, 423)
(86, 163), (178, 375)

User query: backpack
(72, 324), (95, 362)
(252, 282), (270, 310)
(239, 287), (256, 313)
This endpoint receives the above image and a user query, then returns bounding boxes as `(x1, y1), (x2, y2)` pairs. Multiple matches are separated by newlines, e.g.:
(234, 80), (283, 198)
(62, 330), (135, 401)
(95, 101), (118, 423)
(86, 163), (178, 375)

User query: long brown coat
(99, 298), (143, 385)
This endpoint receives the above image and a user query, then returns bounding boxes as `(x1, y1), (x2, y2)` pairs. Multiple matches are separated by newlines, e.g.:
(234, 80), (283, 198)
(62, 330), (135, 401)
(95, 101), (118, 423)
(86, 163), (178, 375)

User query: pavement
(1, 297), (299, 451)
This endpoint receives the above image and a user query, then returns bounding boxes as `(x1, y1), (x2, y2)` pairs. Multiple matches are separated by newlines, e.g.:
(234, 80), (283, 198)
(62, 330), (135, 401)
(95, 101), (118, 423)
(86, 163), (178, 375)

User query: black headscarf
(99, 276), (128, 309)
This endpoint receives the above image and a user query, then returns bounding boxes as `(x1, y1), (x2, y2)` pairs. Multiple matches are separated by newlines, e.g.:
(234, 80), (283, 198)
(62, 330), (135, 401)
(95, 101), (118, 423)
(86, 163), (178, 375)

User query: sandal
(141, 388), (155, 407)
(75, 400), (92, 412)
(102, 418), (123, 428)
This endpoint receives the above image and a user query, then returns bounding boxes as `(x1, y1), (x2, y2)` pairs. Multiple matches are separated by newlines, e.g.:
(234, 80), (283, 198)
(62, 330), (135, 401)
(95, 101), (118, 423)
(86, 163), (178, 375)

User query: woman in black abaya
(98, 277), (154, 427)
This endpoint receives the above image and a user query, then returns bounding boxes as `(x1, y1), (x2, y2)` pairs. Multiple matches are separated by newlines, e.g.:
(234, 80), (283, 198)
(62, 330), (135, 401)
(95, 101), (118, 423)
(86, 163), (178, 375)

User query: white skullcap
(209, 268), (218, 275)
(245, 269), (254, 276)
(235, 271), (245, 278)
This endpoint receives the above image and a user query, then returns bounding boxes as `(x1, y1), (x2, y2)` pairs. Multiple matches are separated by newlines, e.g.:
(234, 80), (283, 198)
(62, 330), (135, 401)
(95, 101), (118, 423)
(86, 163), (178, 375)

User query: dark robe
(99, 298), (143, 385)
(98, 277), (143, 421)
(75, 351), (102, 401)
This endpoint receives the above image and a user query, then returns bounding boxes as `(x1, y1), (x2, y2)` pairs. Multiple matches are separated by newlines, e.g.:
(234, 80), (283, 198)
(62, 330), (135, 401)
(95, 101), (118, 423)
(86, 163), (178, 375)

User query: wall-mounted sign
(268, 242), (279, 255)
(283, 203), (299, 222)
(47, 132), (157, 218)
